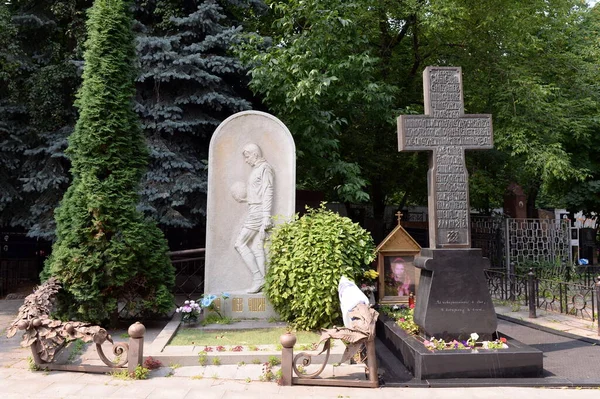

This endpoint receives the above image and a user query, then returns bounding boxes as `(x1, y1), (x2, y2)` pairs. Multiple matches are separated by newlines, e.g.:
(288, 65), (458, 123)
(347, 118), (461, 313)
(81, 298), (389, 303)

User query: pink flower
(423, 340), (435, 349)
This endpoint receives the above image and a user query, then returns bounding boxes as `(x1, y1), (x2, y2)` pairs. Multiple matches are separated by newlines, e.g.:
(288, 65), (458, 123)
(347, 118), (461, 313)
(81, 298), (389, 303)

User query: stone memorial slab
(398, 66), (493, 248)
(205, 111), (295, 304)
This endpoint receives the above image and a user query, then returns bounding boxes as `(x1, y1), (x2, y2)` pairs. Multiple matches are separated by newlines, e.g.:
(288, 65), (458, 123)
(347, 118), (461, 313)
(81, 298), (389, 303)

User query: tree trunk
(526, 182), (540, 218)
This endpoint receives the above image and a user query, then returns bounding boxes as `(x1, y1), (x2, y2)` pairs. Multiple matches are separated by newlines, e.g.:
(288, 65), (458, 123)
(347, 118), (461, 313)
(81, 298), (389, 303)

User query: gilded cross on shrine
(395, 211), (403, 225)
(398, 67), (493, 248)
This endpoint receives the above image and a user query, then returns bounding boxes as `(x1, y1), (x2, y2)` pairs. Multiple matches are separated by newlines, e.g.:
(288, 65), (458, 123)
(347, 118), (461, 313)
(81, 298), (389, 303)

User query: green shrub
(265, 205), (375, 330)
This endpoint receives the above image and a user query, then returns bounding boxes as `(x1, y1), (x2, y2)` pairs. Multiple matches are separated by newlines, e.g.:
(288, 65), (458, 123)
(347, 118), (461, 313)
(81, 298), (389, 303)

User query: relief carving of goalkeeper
(230, 143), (274, 293)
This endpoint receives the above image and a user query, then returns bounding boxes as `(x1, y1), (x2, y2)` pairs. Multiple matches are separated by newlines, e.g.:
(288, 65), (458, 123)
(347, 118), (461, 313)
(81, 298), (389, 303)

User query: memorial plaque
(398, 67), (493, 248)
(413, 248), (498, 340)
(232, 298), (244, 312)
(248, 297), (266, 312)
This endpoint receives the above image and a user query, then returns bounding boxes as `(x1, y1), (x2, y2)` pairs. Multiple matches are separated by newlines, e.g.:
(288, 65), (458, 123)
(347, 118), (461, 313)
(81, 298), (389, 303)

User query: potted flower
(176, 292), (231, 326)
(175, 300), (201, 325)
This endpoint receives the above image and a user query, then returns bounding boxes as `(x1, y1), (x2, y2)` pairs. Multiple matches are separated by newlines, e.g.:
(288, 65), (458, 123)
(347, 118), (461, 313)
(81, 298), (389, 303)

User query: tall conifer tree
(42, 0), (175, 323)
(0, 4), (78, 236)
(135, 0), (257, 228)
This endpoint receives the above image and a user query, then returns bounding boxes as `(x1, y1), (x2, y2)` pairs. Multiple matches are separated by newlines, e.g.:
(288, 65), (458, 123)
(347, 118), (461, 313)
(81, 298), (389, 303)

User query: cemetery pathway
(498, 318), (599, 381)
(1, 299), (600, 397)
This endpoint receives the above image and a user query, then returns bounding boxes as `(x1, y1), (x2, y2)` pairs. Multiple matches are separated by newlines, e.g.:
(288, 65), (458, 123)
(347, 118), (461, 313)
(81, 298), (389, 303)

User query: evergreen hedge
(41, 0), (175, 324)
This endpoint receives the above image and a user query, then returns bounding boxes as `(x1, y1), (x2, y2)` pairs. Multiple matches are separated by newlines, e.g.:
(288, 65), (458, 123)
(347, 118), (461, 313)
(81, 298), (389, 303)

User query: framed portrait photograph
(377, 252), (419, 304)
(374, 220), (421, 304)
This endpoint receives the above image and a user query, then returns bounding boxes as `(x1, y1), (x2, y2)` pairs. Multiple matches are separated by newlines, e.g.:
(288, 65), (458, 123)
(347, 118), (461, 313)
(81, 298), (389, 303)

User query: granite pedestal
(376, 315), (543, 380)
(414, 248), (497, 341)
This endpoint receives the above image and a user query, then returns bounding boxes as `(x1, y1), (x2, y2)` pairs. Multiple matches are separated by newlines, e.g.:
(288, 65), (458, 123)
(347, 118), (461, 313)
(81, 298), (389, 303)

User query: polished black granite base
(376, 315), (544, 380)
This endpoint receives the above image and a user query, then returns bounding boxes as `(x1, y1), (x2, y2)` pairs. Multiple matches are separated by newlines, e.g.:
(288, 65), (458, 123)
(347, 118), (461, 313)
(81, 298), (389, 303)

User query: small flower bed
(423, 333), (508, 351)
(380, 304), (418, 335)
(360, 270), (379, 294)
(380, 306), (509, 351)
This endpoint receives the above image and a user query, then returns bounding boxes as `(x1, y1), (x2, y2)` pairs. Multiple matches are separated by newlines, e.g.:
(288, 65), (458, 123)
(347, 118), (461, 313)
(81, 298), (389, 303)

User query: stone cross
(398, 66), (493, 248)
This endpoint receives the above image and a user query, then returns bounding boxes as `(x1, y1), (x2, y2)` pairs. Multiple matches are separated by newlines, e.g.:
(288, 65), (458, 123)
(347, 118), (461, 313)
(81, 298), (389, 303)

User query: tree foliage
(134, 0), (261, 228)
(0, 0), (262, 238)
(0, 1), (87, 238)
(2, 0), (600, 243)
(237, 0), (399, 206)
(239, 0), (600, 218)
(41, 0), (174, 324)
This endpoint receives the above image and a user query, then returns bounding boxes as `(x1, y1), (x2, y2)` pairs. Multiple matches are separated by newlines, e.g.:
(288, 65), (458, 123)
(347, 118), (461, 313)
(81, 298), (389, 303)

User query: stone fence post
(127, 322), (146, 375)
(279, 332), (296, 386)
(528, 268), (536, 319)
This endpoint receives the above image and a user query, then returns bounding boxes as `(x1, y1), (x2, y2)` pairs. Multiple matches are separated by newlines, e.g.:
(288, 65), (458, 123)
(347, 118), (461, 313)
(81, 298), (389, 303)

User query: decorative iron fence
(486, 269), (598, 322)
(0, 259), (39, 298)
(170, 248), (205, 298)
(472, 215), (506, 270)
(0, 260), (18, 298)
(505, 218), (571, 269)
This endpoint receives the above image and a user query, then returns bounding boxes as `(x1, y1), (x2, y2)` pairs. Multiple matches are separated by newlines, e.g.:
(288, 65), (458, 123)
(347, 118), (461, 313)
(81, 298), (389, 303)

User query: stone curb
(145, 316), (345, 366)
(497, 313), (600, 345)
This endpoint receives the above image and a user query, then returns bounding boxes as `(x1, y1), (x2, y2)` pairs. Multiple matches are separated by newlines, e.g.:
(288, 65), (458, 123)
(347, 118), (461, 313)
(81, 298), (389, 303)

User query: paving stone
(203, 364), (239, 379)
(107, 383), (156, 398)
(29, 382), (88, 398)
(183, 387), (227, 399)
(146, 387), (193, 399)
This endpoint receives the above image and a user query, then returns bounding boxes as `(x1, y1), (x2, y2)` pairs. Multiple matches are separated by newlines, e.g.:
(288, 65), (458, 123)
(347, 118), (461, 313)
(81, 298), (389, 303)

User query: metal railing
(170, 248), (205, 298)
(0, 259), (40, 298)
(486, 269), (599, 325)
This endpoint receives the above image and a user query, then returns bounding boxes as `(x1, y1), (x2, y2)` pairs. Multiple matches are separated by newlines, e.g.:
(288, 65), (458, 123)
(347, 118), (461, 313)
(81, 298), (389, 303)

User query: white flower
(175, 308), (180, 313)
(482, 341), (489, 349)
(184, 300), (190, 305)
(470, 333), (479, 341)
(502, 343), (509, 349)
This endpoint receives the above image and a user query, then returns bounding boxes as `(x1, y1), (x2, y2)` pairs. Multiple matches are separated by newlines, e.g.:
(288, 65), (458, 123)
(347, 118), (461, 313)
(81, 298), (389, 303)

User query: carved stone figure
(205, 111), (295, 308)
(232, 143), (274, 293)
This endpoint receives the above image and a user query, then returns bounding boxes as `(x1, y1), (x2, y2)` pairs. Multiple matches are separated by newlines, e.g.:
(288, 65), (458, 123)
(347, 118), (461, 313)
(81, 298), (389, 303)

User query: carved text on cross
(397, 67), (493, 248)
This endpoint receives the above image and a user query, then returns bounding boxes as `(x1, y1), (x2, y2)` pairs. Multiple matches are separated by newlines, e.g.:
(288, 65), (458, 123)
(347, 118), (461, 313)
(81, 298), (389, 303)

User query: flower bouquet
(175, 300), (201, 324)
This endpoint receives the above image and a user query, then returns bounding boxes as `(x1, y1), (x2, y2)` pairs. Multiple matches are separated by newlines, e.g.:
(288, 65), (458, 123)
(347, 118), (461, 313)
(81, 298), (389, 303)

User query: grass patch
(67, 339), (87, 364)
(170, 327), (320, 346)
(201, 314), (234, 326)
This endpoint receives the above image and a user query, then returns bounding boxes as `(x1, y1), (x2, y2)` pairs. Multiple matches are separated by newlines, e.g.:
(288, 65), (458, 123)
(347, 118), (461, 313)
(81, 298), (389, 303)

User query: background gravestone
(205, 111), (295, 317)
